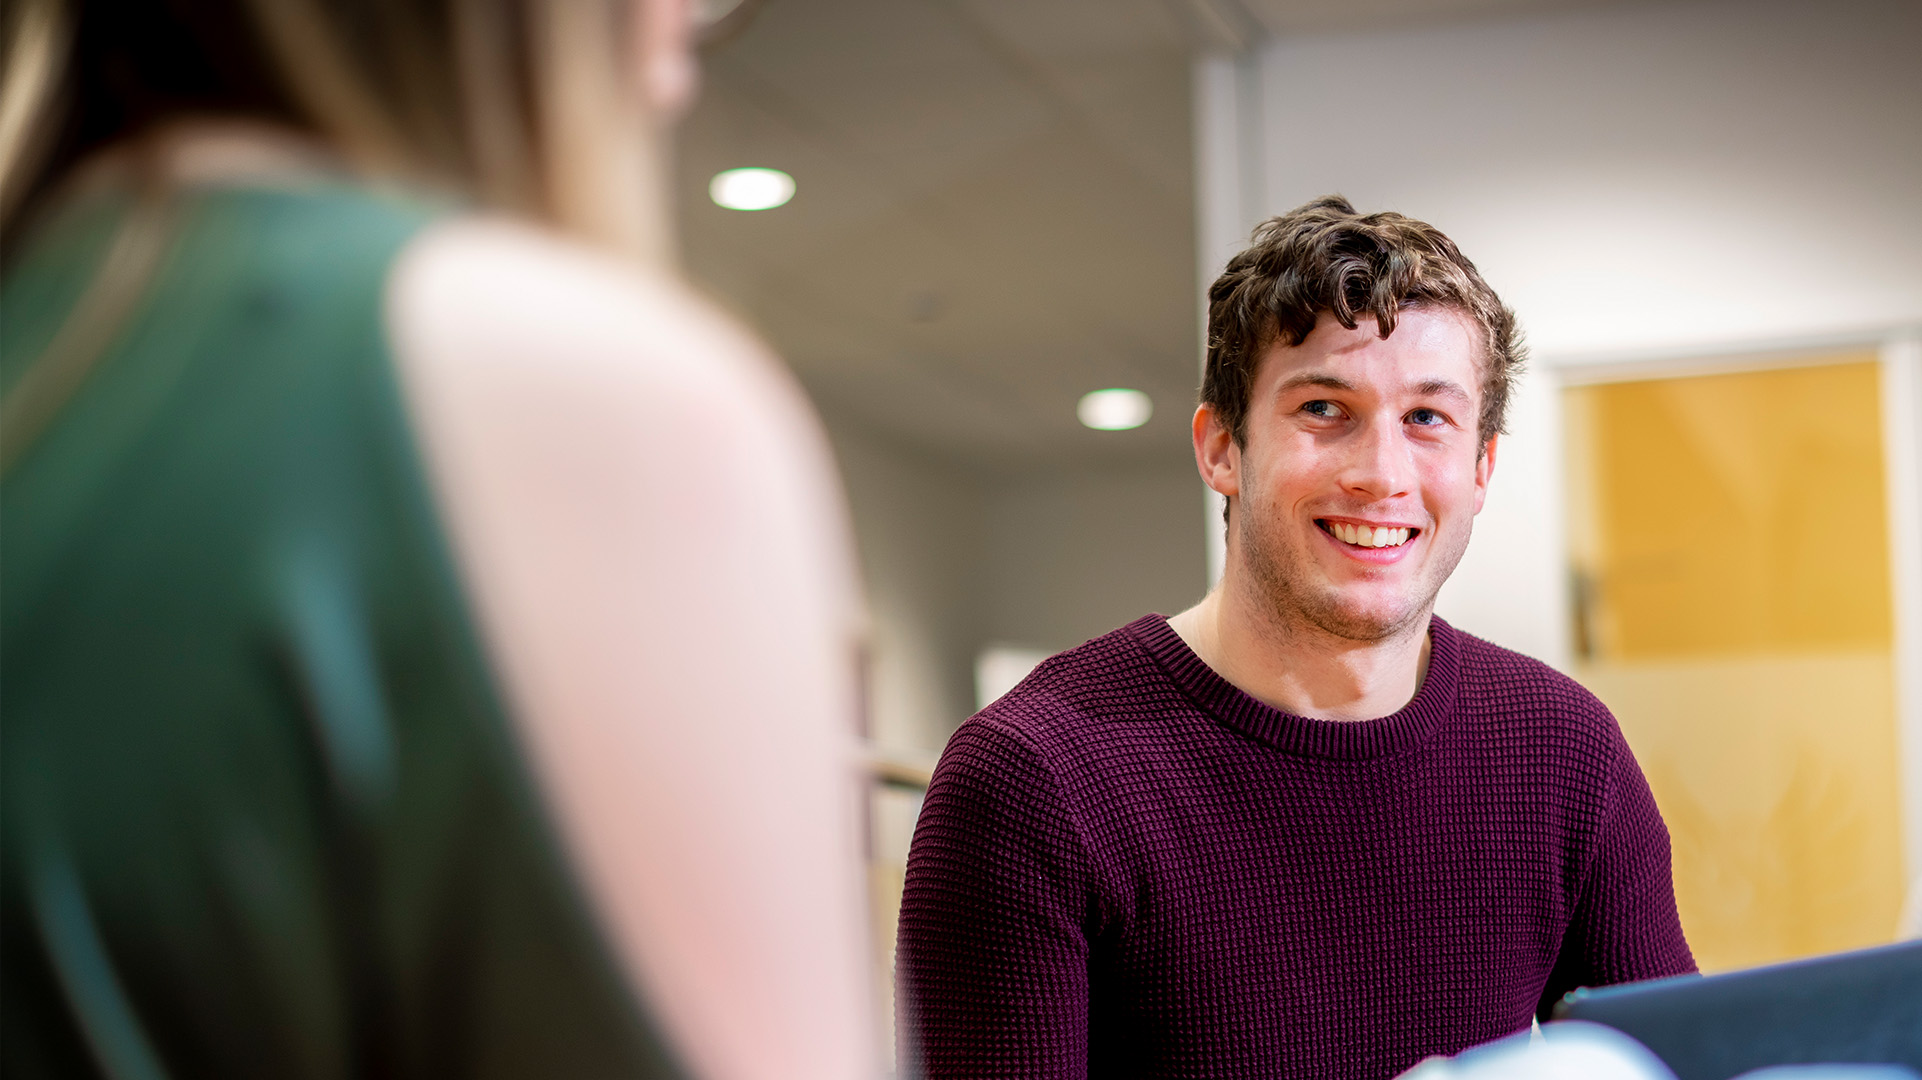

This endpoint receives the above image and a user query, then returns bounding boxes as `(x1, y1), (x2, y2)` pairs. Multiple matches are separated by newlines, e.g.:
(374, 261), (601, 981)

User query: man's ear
(1194, 405), (1239, 500)
(1472, 434), (1499, 514)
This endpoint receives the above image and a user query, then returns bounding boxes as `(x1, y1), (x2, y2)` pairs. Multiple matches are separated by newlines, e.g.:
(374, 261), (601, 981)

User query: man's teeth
(1329, 522), (1412, 548)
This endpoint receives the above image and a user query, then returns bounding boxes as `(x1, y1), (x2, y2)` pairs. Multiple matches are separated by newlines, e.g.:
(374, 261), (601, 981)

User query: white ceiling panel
(678, 0), (1200, 470)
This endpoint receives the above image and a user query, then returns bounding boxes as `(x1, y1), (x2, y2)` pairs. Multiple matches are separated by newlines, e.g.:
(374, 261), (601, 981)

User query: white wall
(831, 423), (1209, 753)
(1255, 0), (1922, 361)
(984, 463), (1211, 652)
(828, 426), (987, 754)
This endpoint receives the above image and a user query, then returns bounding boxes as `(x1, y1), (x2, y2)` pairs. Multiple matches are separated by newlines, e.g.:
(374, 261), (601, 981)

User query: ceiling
(1232, 0), (1682, 35)
(673, 0), (1682, 472)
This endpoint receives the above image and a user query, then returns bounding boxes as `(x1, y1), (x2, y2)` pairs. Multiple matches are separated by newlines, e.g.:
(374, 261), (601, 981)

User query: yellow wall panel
(1576, 653), (1903, 971)
(1573, 359), (1891, 659)
(1565, 356), (1902, 972)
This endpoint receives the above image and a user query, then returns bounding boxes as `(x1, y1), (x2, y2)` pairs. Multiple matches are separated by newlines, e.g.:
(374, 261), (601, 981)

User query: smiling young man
(895, 197), (1695, 1078)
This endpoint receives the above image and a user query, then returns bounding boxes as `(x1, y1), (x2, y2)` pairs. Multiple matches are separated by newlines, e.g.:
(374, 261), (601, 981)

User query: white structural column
(1431, 360), (1571, 670)
(1192, 50), (1265, 587)
(1881, 332), (1922, 891)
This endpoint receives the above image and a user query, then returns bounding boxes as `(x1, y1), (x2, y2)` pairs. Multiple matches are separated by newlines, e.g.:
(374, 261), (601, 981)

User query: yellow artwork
(1564, 357), (1903, 972)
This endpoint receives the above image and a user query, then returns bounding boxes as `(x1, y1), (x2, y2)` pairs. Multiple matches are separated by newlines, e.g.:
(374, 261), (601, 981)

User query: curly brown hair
(1202, 195), (1524, 448)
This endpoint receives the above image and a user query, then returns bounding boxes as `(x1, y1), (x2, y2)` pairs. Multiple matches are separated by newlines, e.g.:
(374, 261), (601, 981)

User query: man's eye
(1407, 408), (1445, 427)
(1301, 400), (1342, 418)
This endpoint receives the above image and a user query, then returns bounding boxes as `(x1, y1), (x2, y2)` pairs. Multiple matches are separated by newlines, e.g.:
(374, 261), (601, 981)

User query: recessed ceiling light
(709, 167), (795, 211)
(1078, 388), (1152, 431)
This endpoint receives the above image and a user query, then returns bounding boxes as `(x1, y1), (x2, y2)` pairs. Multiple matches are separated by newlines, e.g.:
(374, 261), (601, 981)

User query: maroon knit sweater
(896, 614), (1694, 1079)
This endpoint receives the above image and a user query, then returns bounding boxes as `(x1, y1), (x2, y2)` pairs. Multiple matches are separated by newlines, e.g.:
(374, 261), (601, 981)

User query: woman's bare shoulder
(385, 216), (797, 420)
(382, 213), (857, 611)
(381, 214), (851, 566)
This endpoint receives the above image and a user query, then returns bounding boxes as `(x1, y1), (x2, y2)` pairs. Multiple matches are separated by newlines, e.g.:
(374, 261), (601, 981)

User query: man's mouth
(1317, 520), (1419, 549)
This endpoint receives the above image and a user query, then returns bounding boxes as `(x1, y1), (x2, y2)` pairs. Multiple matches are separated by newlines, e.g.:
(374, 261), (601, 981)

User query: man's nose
(1338, 415), (1413, 501)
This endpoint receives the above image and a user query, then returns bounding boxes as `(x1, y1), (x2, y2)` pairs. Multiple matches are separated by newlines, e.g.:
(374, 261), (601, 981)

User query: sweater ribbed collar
(1126, 612), (1461, 761)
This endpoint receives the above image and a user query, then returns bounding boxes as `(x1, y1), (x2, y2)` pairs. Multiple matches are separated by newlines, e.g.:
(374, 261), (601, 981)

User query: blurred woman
(0, 1), (874, 1077)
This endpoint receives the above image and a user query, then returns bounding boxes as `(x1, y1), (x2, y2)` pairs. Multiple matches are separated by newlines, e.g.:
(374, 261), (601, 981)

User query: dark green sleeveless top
(2, 183), (682, 1078)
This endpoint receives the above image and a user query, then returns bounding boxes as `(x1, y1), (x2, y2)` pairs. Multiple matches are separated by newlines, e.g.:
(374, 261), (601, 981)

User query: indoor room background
(673, 0), (1922, 1058)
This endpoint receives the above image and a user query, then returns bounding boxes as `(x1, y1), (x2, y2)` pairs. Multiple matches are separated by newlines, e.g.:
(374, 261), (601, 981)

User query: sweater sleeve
(1536, 733), (1698, 1018)
(895, 717), (1097, 1079)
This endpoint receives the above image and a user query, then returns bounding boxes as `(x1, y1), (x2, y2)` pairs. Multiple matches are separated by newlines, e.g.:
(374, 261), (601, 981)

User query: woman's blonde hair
(0, 0), (669, 261)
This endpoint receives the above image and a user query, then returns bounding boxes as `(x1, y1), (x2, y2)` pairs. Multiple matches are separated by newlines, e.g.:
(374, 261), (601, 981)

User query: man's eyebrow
(1412, 378), (1474, 405)
(1272, 372), (1358, 395)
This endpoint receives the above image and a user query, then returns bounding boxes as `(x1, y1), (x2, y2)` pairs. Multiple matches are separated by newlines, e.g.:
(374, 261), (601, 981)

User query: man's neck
(1165, 576), (1432, 723)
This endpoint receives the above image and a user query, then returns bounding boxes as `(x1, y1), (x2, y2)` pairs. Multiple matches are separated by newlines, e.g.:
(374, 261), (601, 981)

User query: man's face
(1211, 307), (1496, 642)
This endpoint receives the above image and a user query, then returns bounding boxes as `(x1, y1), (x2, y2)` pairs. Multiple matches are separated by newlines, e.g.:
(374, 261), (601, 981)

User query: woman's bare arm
(387, 219), (875, 1080)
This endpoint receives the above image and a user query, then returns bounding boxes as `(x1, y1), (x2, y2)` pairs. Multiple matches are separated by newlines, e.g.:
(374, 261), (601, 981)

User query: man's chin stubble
(1240, 522), (1448, 645)
(1262, 578), (1428, 643)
